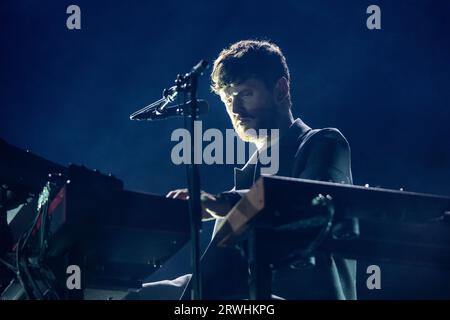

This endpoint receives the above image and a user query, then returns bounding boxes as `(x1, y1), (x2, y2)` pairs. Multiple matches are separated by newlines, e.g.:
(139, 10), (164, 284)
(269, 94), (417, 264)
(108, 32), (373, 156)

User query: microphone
(129, 60), (209, 121)
(187, 60), (209, 78)
(130, 99), (209, 121)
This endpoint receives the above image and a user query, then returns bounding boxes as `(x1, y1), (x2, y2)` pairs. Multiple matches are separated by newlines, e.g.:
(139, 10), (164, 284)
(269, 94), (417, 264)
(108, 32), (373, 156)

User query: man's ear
(273, 77), (289, 105)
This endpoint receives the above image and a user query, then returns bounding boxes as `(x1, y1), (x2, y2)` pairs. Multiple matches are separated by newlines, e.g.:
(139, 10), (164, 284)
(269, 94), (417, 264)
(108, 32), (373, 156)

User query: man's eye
(240, 90), (253, 97)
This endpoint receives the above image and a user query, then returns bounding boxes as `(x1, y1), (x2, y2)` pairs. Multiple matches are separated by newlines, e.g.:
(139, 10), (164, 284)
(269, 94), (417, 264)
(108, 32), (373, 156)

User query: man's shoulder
(292, 126), (353, 184)
(289, 119), (349, 146)
(300, 127), (350, 150)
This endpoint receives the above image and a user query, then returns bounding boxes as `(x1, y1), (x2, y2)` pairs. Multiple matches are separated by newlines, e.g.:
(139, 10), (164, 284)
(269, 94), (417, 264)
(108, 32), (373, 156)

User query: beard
(232, 106), (277, 142)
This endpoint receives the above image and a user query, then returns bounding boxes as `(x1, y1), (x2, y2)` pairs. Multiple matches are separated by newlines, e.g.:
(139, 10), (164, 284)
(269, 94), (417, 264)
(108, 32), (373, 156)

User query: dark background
(1, 0), (449, 299)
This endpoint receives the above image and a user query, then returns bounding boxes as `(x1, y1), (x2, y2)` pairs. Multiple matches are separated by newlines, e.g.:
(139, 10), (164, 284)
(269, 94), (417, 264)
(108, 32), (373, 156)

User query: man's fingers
(200, 192), (216, 202)
(166, 189), (179, 198)
(167, 189), (216, 202)
(166, 190), (180, 198)
(166, 189), (228, 220)
(174, 190), (189, 200)
(166, 188), (189, 199)
(166, 191), (174, 198)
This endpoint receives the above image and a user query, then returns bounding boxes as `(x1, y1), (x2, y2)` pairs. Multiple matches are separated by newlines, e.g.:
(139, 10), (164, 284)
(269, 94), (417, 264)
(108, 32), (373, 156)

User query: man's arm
(295, 129), (357, 300)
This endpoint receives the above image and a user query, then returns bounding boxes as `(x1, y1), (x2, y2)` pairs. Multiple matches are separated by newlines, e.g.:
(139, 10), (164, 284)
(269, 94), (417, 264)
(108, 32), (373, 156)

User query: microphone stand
(184, 71), (203, 301)
(129, 60), (208, 300)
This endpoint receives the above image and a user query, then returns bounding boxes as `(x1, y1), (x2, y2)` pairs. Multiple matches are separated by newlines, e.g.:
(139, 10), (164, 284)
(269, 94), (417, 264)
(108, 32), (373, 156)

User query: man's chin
(235, 125), (259, 142)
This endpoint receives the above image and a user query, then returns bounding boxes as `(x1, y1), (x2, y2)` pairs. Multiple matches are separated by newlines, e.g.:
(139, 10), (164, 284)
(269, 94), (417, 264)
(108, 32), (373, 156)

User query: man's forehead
(221, 78), (265, 95)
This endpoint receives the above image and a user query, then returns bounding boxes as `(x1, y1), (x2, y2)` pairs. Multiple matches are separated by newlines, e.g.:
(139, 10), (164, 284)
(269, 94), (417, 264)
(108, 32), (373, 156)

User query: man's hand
(166, 189), (232, 221)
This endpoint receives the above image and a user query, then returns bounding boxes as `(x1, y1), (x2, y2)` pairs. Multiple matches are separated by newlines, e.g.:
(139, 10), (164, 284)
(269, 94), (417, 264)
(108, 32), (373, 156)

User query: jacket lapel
(234, 148), (258, 190)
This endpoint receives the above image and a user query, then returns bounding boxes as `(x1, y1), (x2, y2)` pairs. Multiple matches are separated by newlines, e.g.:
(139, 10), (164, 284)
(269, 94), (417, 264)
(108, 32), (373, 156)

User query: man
(144, 39), (356, 300)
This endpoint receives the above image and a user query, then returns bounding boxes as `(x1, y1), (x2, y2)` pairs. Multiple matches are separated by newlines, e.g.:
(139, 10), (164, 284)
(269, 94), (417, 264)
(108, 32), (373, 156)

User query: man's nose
(231, 96), (244, 115)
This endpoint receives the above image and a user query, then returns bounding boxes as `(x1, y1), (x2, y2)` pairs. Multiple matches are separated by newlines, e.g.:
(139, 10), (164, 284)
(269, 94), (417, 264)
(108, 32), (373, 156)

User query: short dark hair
(211, 40), (291, 94)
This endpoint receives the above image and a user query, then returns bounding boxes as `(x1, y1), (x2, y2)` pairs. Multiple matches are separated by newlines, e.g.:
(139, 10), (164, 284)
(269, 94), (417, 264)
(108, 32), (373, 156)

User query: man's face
(219, 78), (277, 142)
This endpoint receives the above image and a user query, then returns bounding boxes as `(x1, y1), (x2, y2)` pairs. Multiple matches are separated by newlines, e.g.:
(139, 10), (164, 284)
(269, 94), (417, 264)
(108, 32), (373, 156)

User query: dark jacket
(182, 118), (356, 300)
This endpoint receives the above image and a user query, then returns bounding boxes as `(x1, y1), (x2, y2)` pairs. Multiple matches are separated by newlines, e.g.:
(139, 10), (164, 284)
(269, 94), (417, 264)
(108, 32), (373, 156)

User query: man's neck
(254, 111), (295, 150)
